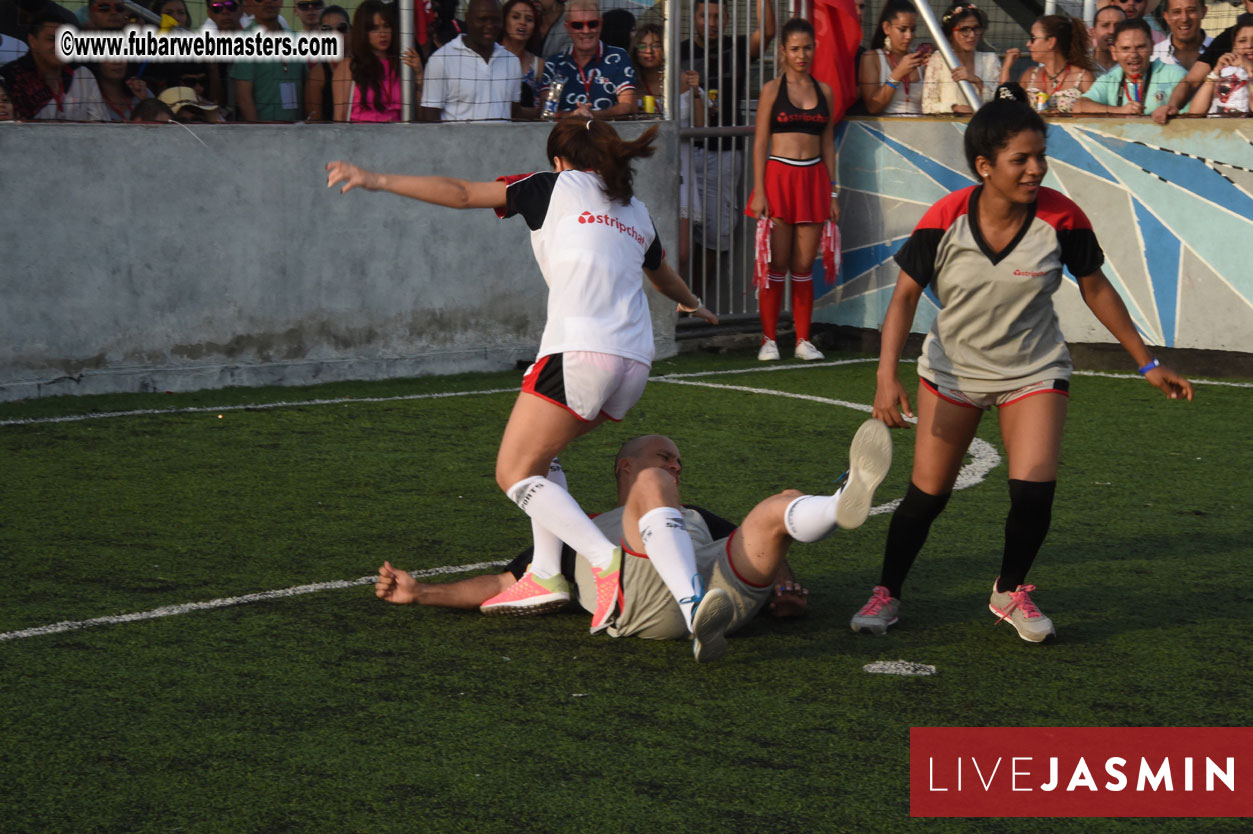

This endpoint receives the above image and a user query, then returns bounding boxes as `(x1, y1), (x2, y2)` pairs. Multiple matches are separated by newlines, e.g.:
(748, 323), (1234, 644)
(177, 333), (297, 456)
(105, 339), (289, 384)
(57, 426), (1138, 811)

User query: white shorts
(922, 377), (1071, 410)
(522, 351), (650, 422)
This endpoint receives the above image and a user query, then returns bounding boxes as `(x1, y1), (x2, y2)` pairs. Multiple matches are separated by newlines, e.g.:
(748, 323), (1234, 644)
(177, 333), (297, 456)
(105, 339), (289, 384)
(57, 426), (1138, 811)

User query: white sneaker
(834, 419), (893, 530)
(757, 338), (780, 361)
(794, 339), (824, 361)
(691, 588), (734, 662)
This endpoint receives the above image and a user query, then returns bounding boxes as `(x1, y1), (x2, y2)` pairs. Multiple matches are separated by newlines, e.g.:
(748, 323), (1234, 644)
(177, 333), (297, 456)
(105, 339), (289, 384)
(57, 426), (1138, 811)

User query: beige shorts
(606, 529), (773, 640)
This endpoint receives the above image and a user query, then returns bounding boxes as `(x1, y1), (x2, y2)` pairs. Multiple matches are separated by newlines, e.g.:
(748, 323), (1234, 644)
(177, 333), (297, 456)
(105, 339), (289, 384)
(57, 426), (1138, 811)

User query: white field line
(1, 364), (1246, 429)
(1072, 370), (1252, 387)
(0, 360), (1015, 643)
(651, 378), (1001, 515)
(0, 561), (506, 643)
(0, 387), (519, 427)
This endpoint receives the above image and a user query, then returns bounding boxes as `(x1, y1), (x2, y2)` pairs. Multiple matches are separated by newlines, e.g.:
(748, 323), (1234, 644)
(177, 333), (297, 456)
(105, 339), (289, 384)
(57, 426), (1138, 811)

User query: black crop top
(769, 74), (830, 136)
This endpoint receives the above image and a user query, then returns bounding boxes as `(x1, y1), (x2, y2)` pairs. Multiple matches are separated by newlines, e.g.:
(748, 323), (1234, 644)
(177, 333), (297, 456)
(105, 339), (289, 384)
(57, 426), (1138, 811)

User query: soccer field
(2, 350), (1249, 833)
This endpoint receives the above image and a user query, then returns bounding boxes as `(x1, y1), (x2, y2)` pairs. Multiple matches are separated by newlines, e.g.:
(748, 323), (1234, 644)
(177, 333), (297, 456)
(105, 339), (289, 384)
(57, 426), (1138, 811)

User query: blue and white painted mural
(816, 117), (1253, 353)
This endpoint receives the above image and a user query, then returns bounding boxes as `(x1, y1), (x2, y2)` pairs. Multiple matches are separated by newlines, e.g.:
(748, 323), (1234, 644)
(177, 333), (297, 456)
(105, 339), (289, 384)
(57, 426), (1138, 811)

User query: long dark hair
(964, 84), (1046, 177)
(780, 17), (815, 44)
(939, 2), (987, 39)
(1035, 14), (1097, 73)
(630, 22), (663, 79)
(350, 0), (399, 112)
(499, 0), (543, 55)
(547, 119), (659, 205)
(871, 0), (917, 50)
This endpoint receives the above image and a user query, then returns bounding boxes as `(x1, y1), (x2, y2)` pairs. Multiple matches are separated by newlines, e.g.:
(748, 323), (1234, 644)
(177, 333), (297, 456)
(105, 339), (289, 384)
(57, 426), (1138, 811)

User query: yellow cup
(643, 95), (656, 114)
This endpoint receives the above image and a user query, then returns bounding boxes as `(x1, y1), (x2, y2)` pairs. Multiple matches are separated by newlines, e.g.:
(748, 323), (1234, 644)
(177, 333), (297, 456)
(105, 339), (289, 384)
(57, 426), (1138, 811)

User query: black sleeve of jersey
(502, 171), (560, 231)
(1058, 228), (1105, 278)
(506, 543), (578, 581)
(893, 228), (945, 288)
(559, 544), (578, 584)
(503, 548), (533, 579)
(1199, 30), (1232, 69)
(643, 221), (664, 270)
(685, 504), (738, 540)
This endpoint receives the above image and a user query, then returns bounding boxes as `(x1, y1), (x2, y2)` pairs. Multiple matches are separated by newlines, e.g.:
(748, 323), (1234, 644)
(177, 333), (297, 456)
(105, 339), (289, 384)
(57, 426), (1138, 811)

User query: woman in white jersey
(326, 119), (718, 635)
(849, 85), (1192, 644)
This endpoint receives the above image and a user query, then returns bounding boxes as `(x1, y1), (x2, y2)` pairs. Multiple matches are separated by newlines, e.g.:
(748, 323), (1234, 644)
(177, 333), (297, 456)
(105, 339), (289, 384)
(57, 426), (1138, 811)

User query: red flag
(812, 0), (862, 122)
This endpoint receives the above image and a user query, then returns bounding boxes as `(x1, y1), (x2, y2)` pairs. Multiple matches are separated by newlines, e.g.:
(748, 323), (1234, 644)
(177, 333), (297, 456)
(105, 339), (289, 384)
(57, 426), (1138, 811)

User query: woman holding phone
(860, 0), (926, 115)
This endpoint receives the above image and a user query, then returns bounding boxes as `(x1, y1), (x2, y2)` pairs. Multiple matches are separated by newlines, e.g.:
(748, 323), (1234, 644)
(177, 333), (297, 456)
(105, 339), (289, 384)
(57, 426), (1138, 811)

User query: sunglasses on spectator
(953, 26), (984, 35)
(296, 0), (324, 9)
(321, 22), (349, 32)
(568, 20), (600, 30)
(209, 0), (238, 10)
(94, 3), (125, 11)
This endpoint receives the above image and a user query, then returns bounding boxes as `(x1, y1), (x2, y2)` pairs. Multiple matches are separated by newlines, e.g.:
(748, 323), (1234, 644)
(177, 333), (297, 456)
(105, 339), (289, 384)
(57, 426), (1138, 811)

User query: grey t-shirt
(894, 185), (1105, 394)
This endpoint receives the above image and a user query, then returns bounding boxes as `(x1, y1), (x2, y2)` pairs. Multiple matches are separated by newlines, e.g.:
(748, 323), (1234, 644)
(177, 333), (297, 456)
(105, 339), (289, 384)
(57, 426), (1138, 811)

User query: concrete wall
(0, 119), (678, 402)
(814, 117), (1253, 355)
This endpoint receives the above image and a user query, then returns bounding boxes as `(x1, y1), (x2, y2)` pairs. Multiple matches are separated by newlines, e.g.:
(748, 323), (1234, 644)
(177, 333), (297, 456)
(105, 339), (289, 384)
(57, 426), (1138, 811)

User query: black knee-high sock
(998, 479), (1057, 592)
(879, 482), (951, 599)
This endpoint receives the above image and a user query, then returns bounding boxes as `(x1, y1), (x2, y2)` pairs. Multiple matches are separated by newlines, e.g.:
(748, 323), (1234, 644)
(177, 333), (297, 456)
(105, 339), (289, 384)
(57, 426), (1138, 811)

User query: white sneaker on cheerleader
(758, 338), (780, 361)
(794, 339), (824, 361)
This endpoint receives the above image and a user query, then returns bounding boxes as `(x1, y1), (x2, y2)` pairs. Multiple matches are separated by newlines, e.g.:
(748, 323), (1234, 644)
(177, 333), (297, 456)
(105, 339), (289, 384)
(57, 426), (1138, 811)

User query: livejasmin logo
(927, 753), (1234, 792)
(910, 727), (1253, 818)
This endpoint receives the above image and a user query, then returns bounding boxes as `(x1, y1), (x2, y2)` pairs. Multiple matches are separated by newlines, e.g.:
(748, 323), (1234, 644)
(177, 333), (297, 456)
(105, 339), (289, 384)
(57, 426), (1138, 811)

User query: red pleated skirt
(745, 156), (829, 225)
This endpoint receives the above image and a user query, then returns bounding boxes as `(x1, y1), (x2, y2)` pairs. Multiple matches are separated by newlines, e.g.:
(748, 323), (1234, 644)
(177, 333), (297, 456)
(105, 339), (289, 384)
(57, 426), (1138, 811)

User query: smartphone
(917, 43), (934, 57)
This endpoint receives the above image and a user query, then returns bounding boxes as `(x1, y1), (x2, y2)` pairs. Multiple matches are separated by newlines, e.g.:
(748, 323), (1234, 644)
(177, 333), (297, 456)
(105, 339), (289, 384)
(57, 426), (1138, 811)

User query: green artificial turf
(1, 350), (1249, 833)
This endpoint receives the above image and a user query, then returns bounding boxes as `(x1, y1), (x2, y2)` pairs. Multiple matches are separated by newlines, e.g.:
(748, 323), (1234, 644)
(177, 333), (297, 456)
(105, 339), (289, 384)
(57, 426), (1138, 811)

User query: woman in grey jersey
(849, 84), (1192, 643)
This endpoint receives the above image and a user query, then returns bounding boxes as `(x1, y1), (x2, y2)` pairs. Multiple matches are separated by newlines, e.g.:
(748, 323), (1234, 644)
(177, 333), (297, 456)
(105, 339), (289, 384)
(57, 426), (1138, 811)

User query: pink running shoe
(850, 585), (900, 635)
(989, 579), (1056, 643)
(479, 569), (571, 616)
(589, 547), (623, 634)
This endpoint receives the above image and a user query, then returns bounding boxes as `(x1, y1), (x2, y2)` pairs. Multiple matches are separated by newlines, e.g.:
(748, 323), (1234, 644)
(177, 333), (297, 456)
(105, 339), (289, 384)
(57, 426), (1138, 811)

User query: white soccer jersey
(496, 170), (664, 365)
(894, 185), (1105, 393)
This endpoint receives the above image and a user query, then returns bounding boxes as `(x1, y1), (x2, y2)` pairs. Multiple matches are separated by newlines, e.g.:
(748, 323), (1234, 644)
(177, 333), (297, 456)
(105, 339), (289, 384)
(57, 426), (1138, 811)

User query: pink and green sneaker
(589, 547), (623, 634)
(479, 569), (571, 616)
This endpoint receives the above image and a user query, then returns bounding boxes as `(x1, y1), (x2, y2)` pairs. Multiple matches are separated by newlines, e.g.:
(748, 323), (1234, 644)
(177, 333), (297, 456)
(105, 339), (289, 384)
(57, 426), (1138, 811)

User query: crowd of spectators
(1, 0), (1250, 123)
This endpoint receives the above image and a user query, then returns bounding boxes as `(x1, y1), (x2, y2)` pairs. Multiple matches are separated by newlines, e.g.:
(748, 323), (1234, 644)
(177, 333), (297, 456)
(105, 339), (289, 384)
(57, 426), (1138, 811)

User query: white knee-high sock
(783, 490), (845, 543)
(638, 506), (701, 629)
(507, 475), (616, 570)
(527, 458), (568, 580)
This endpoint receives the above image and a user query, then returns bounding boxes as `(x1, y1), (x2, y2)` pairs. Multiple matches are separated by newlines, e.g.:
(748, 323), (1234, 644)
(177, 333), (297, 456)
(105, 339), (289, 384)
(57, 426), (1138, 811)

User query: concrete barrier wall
(814, 117), (1253, 355)
(3, 115), (1249, 402)
(0, 119), (678, 402)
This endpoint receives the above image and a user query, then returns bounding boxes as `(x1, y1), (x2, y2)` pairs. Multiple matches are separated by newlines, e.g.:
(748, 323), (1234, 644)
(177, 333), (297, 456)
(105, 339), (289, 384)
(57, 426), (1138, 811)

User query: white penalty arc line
(0, 561), (507, 643)
(652, 378), (1001, 512)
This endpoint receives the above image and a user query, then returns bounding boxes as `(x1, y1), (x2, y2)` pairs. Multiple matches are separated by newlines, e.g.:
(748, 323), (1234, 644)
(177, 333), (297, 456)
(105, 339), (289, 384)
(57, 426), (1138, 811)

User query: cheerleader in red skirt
(747, 17), (839, 361)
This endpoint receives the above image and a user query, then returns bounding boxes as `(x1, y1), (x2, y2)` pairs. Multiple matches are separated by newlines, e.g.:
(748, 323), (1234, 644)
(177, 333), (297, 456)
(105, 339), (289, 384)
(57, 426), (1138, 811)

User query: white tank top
(875, 49), (922, 115)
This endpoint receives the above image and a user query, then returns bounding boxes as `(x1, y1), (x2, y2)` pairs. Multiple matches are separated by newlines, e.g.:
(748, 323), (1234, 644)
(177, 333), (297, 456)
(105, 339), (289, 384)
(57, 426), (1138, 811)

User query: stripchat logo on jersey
(910, 727), (1252, 817)
(577, 210), (645, 245)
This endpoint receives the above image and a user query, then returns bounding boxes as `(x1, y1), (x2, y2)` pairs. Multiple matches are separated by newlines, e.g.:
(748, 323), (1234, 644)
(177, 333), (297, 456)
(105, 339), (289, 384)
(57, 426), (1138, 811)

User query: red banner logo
(911, 727), (1252, 817)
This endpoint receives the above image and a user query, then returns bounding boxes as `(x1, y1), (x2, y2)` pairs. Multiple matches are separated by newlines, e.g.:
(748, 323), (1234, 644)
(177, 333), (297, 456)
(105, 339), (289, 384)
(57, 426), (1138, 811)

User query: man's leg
(730, 419), (895, 583)
(621, 467), (703, 629)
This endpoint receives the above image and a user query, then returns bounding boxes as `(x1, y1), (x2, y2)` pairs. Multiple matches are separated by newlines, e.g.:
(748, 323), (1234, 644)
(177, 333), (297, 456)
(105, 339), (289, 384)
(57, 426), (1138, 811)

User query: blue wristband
(1138, 358), (1161, 375)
